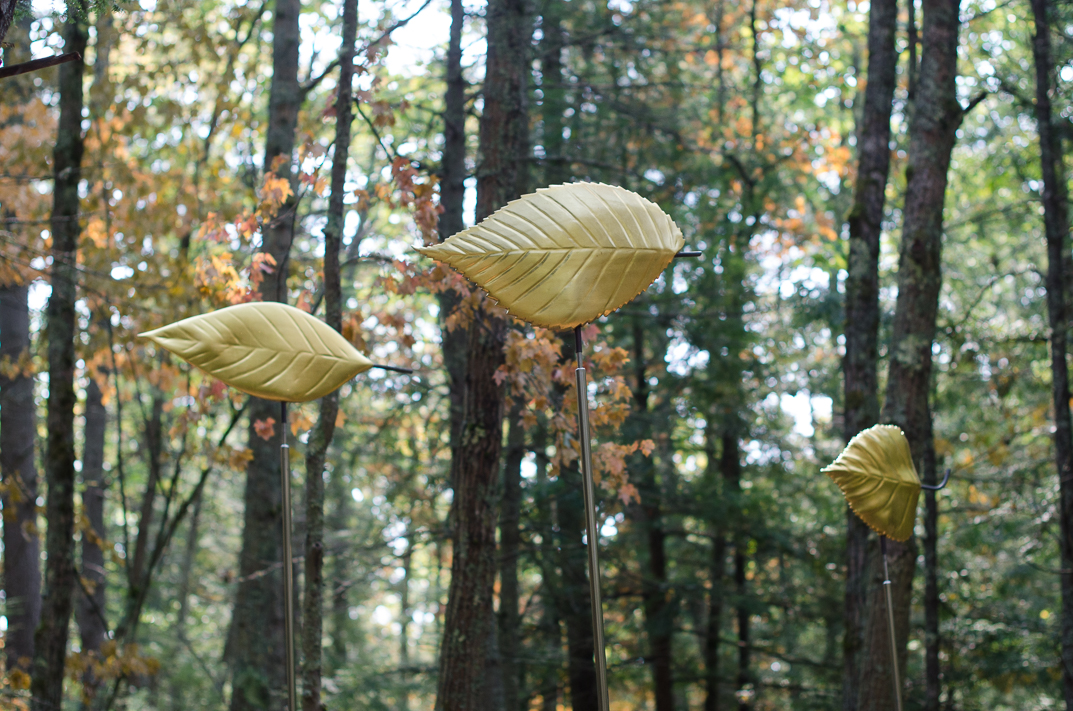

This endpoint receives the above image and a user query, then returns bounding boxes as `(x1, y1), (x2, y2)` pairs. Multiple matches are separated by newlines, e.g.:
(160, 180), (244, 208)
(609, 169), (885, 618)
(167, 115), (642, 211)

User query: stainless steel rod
(574, 326), (610, 711)
(281, 401), (297, 711)
(881, 537), (903, 711)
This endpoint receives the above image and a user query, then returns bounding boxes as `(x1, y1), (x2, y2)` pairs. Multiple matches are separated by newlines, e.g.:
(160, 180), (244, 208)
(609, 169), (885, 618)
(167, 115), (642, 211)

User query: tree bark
(704, 440), (726, 711)
(721, 432), (752, 711)
(532, 426), (562, 711)
(437, 0), (469, 456)
(169, 490), (203, 711)
(326, 467), (353, 676)
(0, 0), (16, 51)
(864, 0), (963, 707)
(557, 476), (599, 711)
(0, 283), (41, 673)
(628, 320), (675, 711)
(129, 392), (164, 599)
(399, 538), (413, 711)
(540, 0), (568, 186)
(227, 0), (301, 705)
(76, 378), (108, 698)
(435, 0), (529, 705)
(841, 0), (898, 706)
(1029, 0), (1073, 707)
(31, 12), (87, 709)
(299, 0), (354, 707)
(499, 408), (525, 711)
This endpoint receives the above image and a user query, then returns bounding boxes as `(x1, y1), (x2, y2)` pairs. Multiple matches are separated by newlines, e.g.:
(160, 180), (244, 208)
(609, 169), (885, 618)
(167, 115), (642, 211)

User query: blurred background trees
(0, 0), (1071, 707)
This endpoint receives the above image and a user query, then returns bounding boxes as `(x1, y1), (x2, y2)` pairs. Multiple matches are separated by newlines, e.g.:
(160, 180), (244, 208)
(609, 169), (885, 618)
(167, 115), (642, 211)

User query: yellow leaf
(822, 424), (921, 542)
(418, 183), (684, 329)
(138, 302), (373, 402)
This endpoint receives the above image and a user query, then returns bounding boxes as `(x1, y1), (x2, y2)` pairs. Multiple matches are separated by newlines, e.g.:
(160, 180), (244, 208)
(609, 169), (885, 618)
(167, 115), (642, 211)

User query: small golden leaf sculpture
(419, 182), (684, 329)
(822, 424), (921, 542)
(139, 302), (373, 403)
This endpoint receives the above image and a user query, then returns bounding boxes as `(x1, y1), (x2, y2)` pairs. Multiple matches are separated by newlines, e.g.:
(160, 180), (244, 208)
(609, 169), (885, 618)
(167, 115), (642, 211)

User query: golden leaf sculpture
(822, 424), (921, 542)
(139, 302), (373, 402)
(419, 182), (684, 329)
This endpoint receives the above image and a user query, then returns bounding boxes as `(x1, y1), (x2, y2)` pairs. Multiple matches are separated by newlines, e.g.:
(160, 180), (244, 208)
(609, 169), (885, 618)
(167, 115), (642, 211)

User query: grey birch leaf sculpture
(822, 424), (922, 542)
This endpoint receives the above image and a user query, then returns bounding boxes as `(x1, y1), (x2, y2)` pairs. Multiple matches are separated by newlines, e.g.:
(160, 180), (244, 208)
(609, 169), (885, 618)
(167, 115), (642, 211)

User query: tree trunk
(300, 0), (354, 707)
(228, 0), (301, 705)
(435, 0), (528, 705)
(1029, 1), (1073, 706)
(130, 392), (164, 599)
(864, 0), (963, 707)
(540, 0), (567, 186)
(500, 408), (525, 711)
(326, 468), (353, 676)
(169, 490), (203, 711)
(533, 426), (562, 711)
(704, 432), (726, 711)
(437, 0), (468, 454)
(558, 477), (599, 711)
(399, 538), (412, 711)
(31, 12), (87, 709)
(77, 378), (108, 698)
(720, 432), (752, 710)
(629, 320), (675, 711)
(841, 0), (898, 706)
(0, 283), (41, 673)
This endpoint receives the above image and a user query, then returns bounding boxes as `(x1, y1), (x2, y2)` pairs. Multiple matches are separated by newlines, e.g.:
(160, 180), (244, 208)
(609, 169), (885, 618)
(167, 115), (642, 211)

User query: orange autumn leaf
(254, 417), (276, 441)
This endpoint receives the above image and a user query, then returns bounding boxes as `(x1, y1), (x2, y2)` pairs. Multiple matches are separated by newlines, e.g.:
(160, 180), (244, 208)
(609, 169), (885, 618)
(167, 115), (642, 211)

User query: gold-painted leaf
(821, 424), (921, 541)
(418, 182), (684, 329)
(138, 302), (373, 403)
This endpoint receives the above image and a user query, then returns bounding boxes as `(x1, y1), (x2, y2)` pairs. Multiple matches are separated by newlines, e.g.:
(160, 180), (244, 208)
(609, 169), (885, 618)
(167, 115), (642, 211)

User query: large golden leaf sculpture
(139, 302), (373, 402)
(822, 424), (921, 541)
(419, 182), (684, 329)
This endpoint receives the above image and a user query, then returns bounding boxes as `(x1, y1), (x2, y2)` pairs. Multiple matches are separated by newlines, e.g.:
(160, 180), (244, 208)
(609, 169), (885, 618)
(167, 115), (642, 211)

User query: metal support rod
(881, 536), (903, 711)
(280, 401), (297, 711)
(574, 325), (611, 711)
(920, 467), (951, 490)
(371, 364), (414, 374)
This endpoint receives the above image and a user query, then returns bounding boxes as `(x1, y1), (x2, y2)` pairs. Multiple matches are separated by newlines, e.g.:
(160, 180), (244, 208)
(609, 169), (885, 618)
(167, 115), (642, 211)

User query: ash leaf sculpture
(418, 182), (684, 329)
(139, 299), (403, 711)
(822, 424), (921, 542)
(139, 301), (373, 402)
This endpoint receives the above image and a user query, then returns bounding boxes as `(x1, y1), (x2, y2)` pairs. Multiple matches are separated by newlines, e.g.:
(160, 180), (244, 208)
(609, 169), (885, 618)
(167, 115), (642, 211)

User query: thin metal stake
(281, 401), (297, 711)
(881, 536), (903, 711)
(574, 325), (611, 711)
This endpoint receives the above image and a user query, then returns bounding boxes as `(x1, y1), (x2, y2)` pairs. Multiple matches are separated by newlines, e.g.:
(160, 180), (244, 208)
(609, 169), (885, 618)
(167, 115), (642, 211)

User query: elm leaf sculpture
(139, 301), (374, 402)
(821, 424), (921, 542)
(418, 182), (684, 329)
(421, 181), (692, 711)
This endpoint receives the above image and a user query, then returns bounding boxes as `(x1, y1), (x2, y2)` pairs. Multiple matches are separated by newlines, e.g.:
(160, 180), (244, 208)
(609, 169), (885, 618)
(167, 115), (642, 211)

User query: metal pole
(574, 326), (611, 711)
(281, 401), (297, 711)
(881, 536), (903, 711)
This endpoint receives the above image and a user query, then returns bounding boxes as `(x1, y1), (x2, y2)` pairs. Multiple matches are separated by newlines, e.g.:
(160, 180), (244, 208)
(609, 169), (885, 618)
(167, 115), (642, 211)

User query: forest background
(0, 0), (1071, 707)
